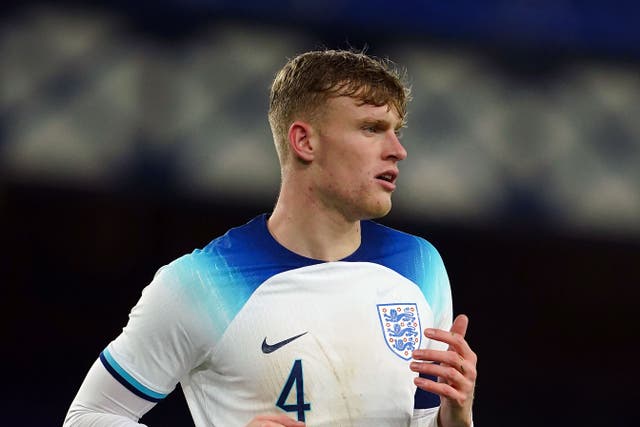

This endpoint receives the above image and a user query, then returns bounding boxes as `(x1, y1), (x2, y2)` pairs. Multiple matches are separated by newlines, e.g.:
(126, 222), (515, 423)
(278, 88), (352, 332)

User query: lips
(376, 170), (398, 184)
(375, 169), (399, 190)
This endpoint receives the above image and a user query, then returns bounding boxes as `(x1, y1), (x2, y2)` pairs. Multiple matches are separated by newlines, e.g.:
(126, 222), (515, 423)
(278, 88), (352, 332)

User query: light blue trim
(102, 348), (167, 400)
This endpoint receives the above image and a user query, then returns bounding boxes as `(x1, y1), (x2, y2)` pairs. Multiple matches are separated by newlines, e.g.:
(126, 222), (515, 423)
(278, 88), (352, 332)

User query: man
(64, 49), (477, 427)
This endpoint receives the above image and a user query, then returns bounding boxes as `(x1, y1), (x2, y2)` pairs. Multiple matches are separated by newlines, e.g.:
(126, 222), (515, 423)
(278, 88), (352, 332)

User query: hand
(245, 414), (305, 427)
(410, 314), (477, 427)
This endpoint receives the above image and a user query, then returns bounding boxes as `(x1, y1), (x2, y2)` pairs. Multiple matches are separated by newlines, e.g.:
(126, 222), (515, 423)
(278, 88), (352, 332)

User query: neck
(268, 178), (362, 262)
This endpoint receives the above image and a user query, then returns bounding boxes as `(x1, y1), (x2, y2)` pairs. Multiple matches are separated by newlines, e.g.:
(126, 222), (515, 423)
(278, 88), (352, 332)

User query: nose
(384, 130), (408, 161)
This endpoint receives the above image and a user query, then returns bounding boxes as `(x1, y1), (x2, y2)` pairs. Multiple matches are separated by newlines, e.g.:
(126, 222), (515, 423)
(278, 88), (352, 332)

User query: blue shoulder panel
(348, 220), (447, 306)
(164, 215), (323, 333)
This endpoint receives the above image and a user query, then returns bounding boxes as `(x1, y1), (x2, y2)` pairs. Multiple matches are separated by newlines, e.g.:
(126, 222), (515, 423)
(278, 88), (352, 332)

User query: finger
(251, 421), (304, 427)
(424, 328), (473, 359)
(414, 375), (469, 403)
(412, 349), (465, 369)
(450, 314), (468, 339)
(410, 360), (471, 384)
(411, 359), (477, 383)
(256, 423), (302, 427)
(424, 319), (475, 360)
(250, 414), (305, 426)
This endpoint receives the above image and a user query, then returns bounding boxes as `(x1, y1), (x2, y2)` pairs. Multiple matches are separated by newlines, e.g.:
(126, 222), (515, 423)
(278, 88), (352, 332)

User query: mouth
(375, 170), (399, 189)
(376, 170), (398, 182)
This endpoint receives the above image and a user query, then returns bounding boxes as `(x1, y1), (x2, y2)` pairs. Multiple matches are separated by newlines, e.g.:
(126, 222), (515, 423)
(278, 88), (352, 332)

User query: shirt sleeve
(100, 255), (217, 403)
(413, 237), (454, 415)
(410, 407), (440, 427)
(411, 238), (475, 427)
(415, 236), (453, 346)
(411, 408), (475, 427)
(63, 359), (154, 426)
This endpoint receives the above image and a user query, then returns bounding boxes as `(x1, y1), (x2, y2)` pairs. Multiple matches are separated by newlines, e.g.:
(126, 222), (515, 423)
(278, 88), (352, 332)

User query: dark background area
(3, 179), (638, 426)
(2, 1), (639, 426)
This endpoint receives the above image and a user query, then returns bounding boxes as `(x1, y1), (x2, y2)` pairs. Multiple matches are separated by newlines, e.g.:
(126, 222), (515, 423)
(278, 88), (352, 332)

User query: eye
(394, 129), (403, 139)
(363, 125), (379, 133)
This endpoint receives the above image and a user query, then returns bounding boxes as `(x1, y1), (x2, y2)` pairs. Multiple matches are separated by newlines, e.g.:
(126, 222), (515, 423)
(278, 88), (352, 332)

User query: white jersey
(100, 214), (452, 426)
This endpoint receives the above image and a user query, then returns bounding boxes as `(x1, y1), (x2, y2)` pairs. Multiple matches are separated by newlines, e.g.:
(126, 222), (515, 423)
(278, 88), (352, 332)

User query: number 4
(276, 359), (311, 421)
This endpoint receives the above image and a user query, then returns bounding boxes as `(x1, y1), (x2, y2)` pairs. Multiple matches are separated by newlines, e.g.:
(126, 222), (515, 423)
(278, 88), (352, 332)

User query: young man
(65, 49), (477, 427)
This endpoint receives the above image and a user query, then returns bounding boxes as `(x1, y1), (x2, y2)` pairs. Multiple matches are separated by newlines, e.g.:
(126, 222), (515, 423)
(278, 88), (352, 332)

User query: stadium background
(1, 1), (639, 426)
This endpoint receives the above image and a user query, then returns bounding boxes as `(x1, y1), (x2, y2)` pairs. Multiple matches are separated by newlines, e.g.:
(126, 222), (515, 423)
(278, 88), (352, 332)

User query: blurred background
(1, 1), (639, 426)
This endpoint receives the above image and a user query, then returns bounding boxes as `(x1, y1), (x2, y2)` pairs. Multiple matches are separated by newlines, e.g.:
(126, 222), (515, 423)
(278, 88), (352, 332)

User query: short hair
(268, 49), (411, 164)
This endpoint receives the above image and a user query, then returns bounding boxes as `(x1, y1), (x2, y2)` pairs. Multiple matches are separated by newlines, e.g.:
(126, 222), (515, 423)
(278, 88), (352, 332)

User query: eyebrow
(360, 117), (404, 130)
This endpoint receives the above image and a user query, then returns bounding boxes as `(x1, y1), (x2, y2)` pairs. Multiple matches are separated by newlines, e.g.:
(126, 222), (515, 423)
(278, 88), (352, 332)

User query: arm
(411, 314), (477, 427)
(64, 359), (155, 427)
(64, 257), (205, 427)
(64, 360), (306, 427)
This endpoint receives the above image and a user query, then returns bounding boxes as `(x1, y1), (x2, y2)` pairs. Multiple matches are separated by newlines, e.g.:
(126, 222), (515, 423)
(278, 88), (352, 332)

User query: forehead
(324, 96), (402, 126)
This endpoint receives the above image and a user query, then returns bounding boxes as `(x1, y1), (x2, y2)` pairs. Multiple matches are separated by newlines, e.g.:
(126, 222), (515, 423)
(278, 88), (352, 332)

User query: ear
(287, 121), (315, 162)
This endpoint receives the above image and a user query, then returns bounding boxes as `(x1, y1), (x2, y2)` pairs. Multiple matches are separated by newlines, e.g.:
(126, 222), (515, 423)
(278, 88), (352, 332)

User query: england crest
(376, 303), (422, 360)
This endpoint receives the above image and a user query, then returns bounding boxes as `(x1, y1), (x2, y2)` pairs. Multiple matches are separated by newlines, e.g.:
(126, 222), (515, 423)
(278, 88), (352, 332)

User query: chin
(362, 200), (392, 220)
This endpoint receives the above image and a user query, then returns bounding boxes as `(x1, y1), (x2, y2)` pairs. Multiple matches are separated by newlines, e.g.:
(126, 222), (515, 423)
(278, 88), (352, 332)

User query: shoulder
(202, 213), (268, 256)
(140, 216), (273, 336)
(355, 220), (448, 292)
(360, 220), (442, 262)
(153, 213), (315, 306)
(361, 221), (452, 318)
(148, 215), (265, 298)
(161, 214), (267, 273)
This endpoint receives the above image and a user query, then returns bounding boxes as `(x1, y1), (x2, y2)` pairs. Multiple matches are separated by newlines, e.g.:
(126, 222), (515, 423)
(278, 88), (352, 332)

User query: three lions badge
(376, 303), (422, 360)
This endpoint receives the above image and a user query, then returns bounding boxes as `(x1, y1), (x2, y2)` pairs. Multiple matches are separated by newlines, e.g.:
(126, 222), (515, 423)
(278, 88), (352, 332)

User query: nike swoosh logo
(261, 332), (308, 354)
